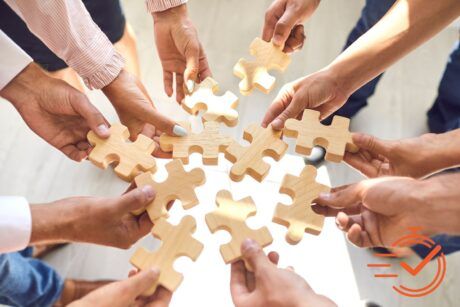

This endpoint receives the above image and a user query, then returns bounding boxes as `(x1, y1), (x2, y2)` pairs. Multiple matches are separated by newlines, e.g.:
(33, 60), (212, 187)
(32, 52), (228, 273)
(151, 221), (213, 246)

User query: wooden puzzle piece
(225, 124), (288, 182)
(134, 160), (205, 221)
(130, 216), (203, 295)
(233, 37), (291, 95)
(87, 123), (156, 182)
(205, 190), (273, 264)
(159, 121), (233, 165)
(272, 166), (330, 244)
(182, 77), (239, 127)
(284, 109), (359, 163)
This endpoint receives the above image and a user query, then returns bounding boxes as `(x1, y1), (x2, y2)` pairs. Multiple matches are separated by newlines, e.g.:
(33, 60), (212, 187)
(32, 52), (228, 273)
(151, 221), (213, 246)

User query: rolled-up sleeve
(0, 196), (31, 253)
(0, 30), (32, 91)
(146, 0), (188, 13)
(4, 0), (125, 90)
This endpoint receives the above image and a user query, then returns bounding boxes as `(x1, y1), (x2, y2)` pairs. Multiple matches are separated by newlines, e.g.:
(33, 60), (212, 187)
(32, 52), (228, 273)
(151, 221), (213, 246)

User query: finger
(336, 212), (363, 232)
(198, 51), (212, 80)
(137, 104), (187, 137)
(346, 223), (372, 248)
(163, 70), (173, 97)
(267, 251), (279, 265)
(284, 25), (305, 53)
(272, 95), (305, 129)
(116, 186), (156, 213)
(273, 10), (298, 48)
(241, 239), (272, 272)
(343, 151), (377, 178)
(312, 203), (361, 217)
(128, 269), (139, 278)
(262, 5), (279, 42)
(147, 287), (172, 306)
(316, 183), (364, 209)
(122, 269), (160, 300)
(352, 133), (390, 156)
(183, 40), (201, 93)
(138, 212), (154, 236)
(230, 261), (250, 299)
(262, 83), (295, 128)
(61, 144), (87, 162)
(72, 93), (110, 138)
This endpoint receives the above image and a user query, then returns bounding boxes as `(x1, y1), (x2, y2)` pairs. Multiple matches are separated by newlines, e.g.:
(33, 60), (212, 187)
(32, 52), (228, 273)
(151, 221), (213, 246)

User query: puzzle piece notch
(225, 124), (288, 182)
(284, 109), (359, 163)
(87, 123), (157, 181)
(182, 77), (239, 127)
(134, 159), (206, 221)
(160, 121), (234, 165)
(130, 216), (203, 294)
(206, 190), (273, 264)
(272, 166), (330, 244)
(233, 37), (291, 95)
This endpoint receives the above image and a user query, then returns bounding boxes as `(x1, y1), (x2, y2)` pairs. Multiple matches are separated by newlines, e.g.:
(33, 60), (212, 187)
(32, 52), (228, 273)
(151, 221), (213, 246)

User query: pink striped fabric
(146, 0), (188, 13)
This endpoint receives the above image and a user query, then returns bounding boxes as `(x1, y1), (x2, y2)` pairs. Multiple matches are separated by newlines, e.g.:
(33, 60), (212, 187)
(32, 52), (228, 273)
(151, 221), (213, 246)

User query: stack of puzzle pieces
(85, 37), (358, 295)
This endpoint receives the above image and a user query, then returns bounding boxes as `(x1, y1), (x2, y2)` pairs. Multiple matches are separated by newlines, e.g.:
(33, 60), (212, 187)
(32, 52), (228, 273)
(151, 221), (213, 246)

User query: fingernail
(272, 119), (283, 129)
(186, 80), (195, 93)
(319, 192), (332, 201)
(273, 35), (283, 47)
(173, 124), (188, 137)
(150, 268), (160, 275)
(97, 124), (109, 135)
(241, 238), (257, 253)
(141, 185), (155, 198)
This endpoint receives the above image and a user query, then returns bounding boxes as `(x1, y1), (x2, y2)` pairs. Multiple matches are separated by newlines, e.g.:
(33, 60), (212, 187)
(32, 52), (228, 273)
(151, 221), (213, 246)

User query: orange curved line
(392, 234), (434, 247)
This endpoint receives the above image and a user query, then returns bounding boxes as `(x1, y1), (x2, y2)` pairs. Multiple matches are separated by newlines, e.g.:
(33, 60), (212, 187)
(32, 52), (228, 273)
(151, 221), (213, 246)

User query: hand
(69, 269), (172, 307)
(315, 177), (427, 248)
(0, 63), (110, 162)
(231, 239), (336, 307)
(263, 0), (320, 52)
(152, 4), (211, 102)
(344, 131), (460, 179)
(30, 186), (156, 249)
(262, 69), (347, 130)
(102, 69), (188, 139)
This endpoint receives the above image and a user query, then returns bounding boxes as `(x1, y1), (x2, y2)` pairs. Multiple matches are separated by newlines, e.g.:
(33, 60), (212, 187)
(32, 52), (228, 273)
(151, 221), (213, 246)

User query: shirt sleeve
(0, 196), (31, 253)
(0, 30), (32, 91)
(146, 0), (188, 13)
(3, 0), (125, 90)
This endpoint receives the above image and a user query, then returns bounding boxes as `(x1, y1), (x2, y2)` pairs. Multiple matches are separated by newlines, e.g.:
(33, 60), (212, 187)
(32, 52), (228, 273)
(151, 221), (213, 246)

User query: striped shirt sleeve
(146, 0), (188, 13)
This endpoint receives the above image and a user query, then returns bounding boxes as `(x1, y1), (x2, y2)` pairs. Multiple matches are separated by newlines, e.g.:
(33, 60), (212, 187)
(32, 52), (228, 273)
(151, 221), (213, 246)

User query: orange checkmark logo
(400, 245), (442, 276)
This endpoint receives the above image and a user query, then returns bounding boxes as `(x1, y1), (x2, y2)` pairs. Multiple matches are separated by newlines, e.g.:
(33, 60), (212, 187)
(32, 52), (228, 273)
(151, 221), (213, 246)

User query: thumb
(72, 92), (110, 138)
(315, 182), (364, 209)
(116, 186), (156, 213)
(272, 10), (298, 48)
(352, 133), (391, 156)
(183, 40), (201, 94)
(138, 104), (188, 137)
(241, 239), (272, 272)
(271, 96), (304, 130)
(122, 269), (160, 299)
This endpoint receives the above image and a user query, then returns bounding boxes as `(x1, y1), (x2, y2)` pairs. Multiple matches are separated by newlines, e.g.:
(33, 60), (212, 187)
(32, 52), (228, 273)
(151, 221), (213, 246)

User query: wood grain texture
(130, 216), (203, 294)
(205, 190), (273, 264)
(273, 166), (330, 244)
(87, 123), (156, 182)
(284, 109), (359, 162)
(182, 77), (239, 127)
(159, 121), (233, 165)
(225, 123), (288, 182)
(233, 37), (291, 95)
(134, 160), (205, 221)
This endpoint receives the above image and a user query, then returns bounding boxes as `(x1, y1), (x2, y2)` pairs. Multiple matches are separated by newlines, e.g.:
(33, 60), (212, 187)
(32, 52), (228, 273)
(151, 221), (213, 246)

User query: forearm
(427, 129), (460, 173)
(327, 0), (460, 94)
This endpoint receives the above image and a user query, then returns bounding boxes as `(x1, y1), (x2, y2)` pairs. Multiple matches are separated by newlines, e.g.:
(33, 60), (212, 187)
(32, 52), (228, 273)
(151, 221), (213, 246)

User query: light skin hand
(30, 186), (156, 249)
(262, 69), (348, 130)
(152, 4), (211, 102)
(263, 0), (320, 52)
(231, 239), (336, 307)
(344, 131), (460, 179)
(69, 269), (172, 307)
(0, 63), (110, 162)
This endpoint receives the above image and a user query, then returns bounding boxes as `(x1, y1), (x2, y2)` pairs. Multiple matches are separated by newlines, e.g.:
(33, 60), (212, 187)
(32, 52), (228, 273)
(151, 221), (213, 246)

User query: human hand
(69, 269), (172, 307)
(263, 0), (320, 52)
(344, 131), (460, 179)
(30, 187), (156, 249)
(152, 4), (211, 102)
(315, 177), (427, 248)
(0, 63), (110, 162)
(102, 69), (188, 139)
(231, 239), (336, 307)
(262, 69), (347, 130)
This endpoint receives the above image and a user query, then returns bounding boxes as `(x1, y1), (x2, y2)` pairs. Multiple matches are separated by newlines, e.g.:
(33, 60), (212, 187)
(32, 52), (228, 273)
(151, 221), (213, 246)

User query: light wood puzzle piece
(87, 123), (156, 181)
(134, 160), (205, 221)
(130, 216), (203, 295)
(205, 190), (273, 264)
(272, 166), (330, 244)
(182, 77), (239, 127)
(159, 121), (233, 165)
(233, 37), (291, 95)
(284, 109), (359, 163)
(225, 124), (288, 182)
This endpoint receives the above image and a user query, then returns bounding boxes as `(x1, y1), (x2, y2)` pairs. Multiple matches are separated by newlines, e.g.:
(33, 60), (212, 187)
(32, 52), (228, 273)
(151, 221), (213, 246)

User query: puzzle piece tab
(273, 166), (330, 244)
(159, 121), (233, 165)
(134, 160), (205, 221)
(130, 216), (203, 294)
(284, 109), (359, 163)
(225, 124), (288, 182)
(233, 37), (291, 95)
(182, 77), (239, 127)
(87, 123), (156, 181)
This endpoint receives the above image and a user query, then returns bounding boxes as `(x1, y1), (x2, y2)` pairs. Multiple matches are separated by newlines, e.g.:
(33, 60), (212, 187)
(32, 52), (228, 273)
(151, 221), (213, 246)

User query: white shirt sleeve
(0, 30), (32, 91)
(0, 196), (31, 253)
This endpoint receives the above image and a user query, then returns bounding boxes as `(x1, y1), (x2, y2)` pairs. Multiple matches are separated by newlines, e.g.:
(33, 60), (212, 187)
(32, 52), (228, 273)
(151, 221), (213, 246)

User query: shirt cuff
(0, 196), (31, 253)
(80, 50), (125, 90)
(146, 0), (188, 13)
(0, 30), (32, 91)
